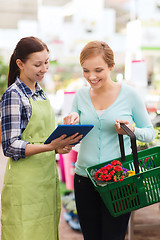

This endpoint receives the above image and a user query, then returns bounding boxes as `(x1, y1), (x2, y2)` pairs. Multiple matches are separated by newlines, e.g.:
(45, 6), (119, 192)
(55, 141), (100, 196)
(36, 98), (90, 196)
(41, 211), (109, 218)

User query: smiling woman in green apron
(0, 36), (82, 240)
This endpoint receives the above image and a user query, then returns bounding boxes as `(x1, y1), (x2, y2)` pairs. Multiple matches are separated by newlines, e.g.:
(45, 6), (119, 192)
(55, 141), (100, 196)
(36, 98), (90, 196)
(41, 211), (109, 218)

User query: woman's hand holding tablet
(44, 124), (94, 145)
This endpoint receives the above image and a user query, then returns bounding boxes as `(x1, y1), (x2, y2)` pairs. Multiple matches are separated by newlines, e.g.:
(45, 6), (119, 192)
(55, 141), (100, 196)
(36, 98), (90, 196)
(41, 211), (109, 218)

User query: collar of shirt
(15, 77), (44, 99)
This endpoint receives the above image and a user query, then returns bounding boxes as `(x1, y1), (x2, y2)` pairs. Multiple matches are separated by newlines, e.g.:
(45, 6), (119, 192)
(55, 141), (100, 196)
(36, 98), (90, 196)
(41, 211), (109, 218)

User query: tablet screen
(44, 124), (94, 144)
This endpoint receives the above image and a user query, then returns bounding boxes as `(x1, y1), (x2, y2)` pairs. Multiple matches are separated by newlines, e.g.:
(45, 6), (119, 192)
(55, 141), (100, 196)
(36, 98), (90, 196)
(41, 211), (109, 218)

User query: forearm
(134, 125), (155, 143)
(2, 139), (28, 161)
(132, 95), (155, 143)
(25, 143), (54, 156)
(25, 133), (82, 156)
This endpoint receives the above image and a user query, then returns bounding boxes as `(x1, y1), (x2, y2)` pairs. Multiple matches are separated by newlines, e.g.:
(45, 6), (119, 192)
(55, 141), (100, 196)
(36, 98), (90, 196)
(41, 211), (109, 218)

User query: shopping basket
(86, 123), (160, 217)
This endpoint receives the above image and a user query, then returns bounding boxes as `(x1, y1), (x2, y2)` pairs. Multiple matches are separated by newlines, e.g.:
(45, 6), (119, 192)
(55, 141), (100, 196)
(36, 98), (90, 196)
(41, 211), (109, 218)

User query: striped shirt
(0, 77), (47, 161)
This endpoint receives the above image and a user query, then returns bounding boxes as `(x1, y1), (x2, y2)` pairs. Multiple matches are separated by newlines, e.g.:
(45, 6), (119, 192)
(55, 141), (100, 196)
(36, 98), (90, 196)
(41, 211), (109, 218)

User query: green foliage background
(0, 57), (8, 96)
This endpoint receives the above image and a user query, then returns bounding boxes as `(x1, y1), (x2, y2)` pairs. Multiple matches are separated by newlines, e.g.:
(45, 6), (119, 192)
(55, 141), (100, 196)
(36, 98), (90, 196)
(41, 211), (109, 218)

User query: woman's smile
(36, 73), (45, 79)
(89, 79), (101, 85)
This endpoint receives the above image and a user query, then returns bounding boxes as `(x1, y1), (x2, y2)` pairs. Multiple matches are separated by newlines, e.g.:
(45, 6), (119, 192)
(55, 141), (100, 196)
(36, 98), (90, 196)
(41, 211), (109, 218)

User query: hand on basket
(115, 119), (135, 135)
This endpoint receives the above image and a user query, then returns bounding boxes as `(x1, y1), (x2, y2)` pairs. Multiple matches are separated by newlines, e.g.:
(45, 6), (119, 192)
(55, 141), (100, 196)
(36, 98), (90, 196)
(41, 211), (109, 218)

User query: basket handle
(118, 123), (139, 174)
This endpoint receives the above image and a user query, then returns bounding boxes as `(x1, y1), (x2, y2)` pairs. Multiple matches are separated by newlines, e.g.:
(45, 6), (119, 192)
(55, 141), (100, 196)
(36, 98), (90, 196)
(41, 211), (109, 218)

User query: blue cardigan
(72, 84), (155, 177)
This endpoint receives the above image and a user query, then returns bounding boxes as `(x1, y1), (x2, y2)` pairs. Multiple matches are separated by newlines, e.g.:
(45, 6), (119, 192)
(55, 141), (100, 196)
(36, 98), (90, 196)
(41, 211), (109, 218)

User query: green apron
(1, 97), (61, 240)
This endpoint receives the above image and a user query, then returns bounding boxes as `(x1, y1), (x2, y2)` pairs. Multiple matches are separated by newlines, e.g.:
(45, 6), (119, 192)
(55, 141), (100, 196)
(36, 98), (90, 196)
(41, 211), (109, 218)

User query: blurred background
(1, 1), (160, 238)
(0, 0), (160, 122)
(0, 0), (160, 124)
(1, 0), (160, 189)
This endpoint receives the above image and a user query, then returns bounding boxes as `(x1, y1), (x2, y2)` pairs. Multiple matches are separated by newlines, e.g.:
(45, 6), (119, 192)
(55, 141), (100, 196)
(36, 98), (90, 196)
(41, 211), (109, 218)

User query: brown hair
(80, 41), (115, 67)
(8, 36), (49, 87)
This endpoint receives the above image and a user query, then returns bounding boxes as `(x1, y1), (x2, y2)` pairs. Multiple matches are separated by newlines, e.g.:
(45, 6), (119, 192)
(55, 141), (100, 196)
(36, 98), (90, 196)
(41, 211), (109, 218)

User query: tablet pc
(44, 124), (94, 145)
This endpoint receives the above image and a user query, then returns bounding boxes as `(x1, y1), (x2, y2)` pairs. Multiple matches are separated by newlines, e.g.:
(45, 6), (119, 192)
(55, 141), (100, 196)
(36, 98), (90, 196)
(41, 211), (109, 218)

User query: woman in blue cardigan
(64, 41), (155, 240)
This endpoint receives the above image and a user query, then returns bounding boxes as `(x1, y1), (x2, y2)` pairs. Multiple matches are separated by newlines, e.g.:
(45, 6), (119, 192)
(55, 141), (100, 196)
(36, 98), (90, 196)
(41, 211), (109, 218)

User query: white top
(96, 110), (106, 117)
